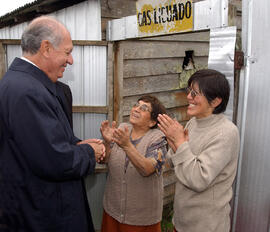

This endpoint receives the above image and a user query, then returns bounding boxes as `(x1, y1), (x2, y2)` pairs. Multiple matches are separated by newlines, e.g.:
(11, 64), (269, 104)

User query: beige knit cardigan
(103, 123), (165, 226)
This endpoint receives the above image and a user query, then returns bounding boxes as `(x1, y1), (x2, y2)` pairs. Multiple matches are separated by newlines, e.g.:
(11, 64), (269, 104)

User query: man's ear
(211, 97), (222, 108)
(39, 40), (51, 58)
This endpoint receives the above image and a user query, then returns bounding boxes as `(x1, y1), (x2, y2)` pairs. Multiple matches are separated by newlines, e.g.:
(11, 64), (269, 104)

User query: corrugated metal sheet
(193, 0), (228, 30)
(232, 0), (270, 231)
(73, 113), (106, 140)
(0, 0), (101, 40)
(208, 26), (237, 120)
(6, 45), (22, 67)
(62, 45), (107, 106)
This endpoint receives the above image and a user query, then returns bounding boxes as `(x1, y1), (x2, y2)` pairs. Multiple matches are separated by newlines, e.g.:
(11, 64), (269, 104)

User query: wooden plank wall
(113, 31), (210, 205)
(115, 31), (210, 123)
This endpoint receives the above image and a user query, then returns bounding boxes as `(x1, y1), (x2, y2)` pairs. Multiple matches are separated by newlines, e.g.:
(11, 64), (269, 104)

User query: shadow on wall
(85, 172), (107, 231)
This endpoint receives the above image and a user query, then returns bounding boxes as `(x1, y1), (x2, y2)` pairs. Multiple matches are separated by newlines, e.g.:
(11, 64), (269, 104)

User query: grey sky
(0, 0), (34, 17)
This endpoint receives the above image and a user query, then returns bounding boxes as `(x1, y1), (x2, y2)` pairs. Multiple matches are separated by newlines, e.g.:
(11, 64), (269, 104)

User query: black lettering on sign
(154, 8), (158, 24)
(161, 7), (166, 23)
(158, 7), (162, 24)
(142, 11), (148, 26)
(146, 10), (152, 25)
(166, 5), (172, 22)
(185, 1), (192, 18)
(172, 4), (179, 21)
(178, 3), (185, 20)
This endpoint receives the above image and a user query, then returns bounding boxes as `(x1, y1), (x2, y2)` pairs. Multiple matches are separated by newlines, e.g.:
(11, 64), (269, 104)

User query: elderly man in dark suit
(0, 16), (104, 232)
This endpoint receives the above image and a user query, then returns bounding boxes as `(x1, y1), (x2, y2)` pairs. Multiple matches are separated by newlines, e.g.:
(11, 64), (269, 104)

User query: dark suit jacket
(0, 58), (96, 232)
(55, 81), (95, 232)
(56, 81), (73, 129)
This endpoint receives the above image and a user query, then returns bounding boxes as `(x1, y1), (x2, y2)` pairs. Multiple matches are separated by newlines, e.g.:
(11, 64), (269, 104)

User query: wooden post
(0, 42), (6, 80)
(228, 3), (237, 27)
(113, 42), (124, 124)
(107, 42), (114, 122)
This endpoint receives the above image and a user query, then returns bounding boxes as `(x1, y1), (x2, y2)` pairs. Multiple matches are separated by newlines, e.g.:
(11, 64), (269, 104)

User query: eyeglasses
(133, 102), (151, 112)
(185, 87), (200, 99)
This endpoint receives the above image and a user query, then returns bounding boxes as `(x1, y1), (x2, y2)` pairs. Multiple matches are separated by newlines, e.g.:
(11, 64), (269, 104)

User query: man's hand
(78, 139), (106, 163)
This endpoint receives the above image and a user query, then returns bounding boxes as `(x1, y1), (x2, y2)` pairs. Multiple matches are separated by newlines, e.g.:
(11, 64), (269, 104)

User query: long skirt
(101, 210), (161, 232)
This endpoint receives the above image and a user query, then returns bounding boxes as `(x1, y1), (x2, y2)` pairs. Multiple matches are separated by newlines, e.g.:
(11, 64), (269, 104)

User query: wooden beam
(107, 42), (114, 122)
(72, 40), (108, 46)
(72, 106), (108, 114)
(0, 40), (21, 45)
(0, 42), (6, 80)
(113, 42), (124, 123)
(95, 164), (108, 173)
(228, 3), (238, 27)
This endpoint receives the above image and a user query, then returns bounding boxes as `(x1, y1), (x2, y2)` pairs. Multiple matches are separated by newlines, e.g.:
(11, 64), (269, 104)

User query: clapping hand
(157, 114), (188, 152)
(100, 120), (117, 144)
(112, 125), (131, 150)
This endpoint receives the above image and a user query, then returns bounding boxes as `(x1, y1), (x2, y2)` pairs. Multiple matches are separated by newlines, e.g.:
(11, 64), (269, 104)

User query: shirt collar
(20, 56), (39, 68)
(12, 57), (57, 96)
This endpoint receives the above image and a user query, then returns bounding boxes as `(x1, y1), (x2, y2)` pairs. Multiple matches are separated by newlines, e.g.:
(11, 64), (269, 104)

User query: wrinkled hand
(90, 142), (106, 163)
(112, 125), (131, 149)
(157, 114), (188, 150)
(78, 139), (106, 163)
(78, 138), (103, 145)
(100, 120), (117, 144)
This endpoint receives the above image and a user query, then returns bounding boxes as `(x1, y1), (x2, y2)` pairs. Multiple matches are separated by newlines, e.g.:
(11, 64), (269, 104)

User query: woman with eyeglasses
(100, 95), (167, 232)
(158, 69), (240, 232)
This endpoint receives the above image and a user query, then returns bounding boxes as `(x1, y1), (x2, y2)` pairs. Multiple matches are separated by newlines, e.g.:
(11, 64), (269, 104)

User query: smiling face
(46, 29), (73, 82)
(186, 82), (215, 119)
(129, 100), (156, 129)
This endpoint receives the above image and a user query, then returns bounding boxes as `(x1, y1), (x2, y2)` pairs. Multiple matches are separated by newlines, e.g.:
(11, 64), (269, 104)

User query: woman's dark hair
(188, 69), (230, 114)
(137, 95), (166, 128)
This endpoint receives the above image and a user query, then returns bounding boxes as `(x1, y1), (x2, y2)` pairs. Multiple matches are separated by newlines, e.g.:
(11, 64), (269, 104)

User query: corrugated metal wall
(61, 45), (107, 139)
(0, 0), (101, 40)
(232, 0), (270, 231)
(208, 26), (237, 120)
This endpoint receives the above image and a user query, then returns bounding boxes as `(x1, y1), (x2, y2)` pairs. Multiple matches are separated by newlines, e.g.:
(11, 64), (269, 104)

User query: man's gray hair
(21, 16), (64, 55)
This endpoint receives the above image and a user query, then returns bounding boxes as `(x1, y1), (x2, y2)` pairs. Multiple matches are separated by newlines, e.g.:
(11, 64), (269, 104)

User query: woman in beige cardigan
(158, 69), (240, 232)
(100, 95), (167, 232)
